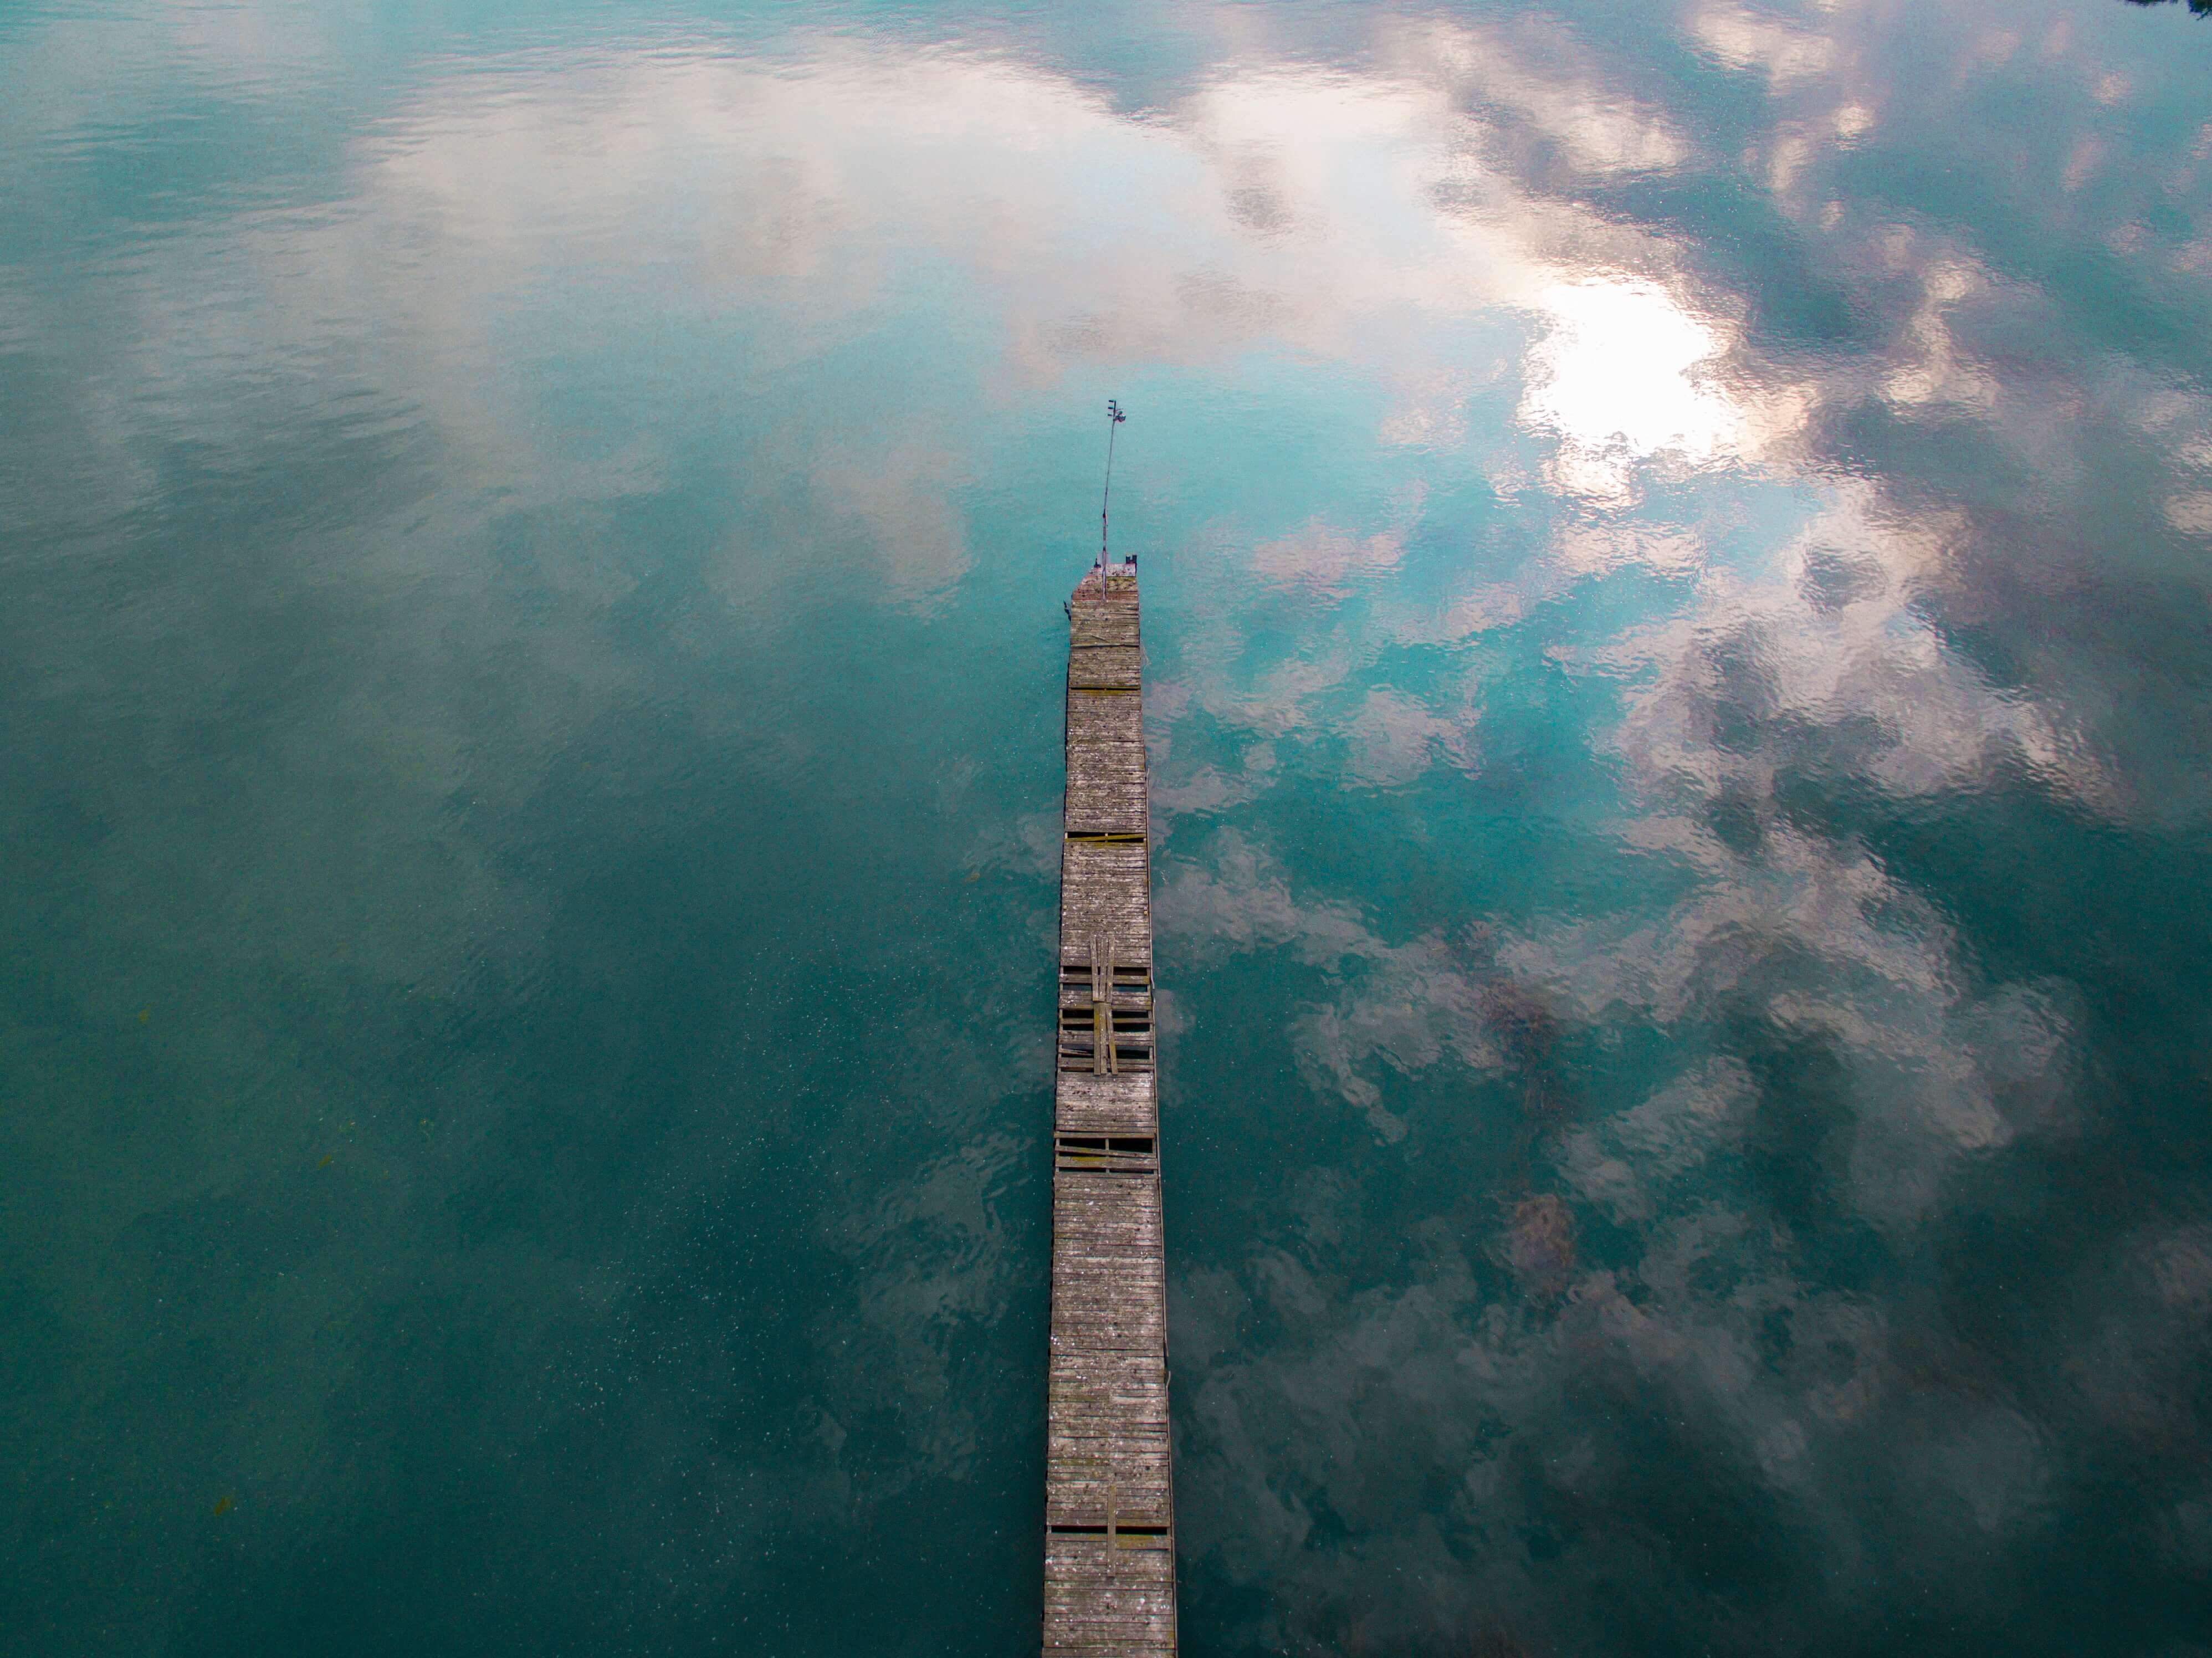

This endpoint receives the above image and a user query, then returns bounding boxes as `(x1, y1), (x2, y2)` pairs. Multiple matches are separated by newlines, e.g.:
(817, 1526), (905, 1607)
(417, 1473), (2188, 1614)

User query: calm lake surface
(6, 1), (2212, 1653)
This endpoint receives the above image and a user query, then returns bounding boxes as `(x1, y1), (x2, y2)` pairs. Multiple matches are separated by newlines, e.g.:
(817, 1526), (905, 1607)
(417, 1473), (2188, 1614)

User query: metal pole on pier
(1098, 399), (1127, 569)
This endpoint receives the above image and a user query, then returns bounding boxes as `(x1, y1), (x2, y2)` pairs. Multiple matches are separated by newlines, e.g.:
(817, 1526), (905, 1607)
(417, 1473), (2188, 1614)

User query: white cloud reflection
(11, 0), (2212, 1649)
(1520, 277), (1748, 500)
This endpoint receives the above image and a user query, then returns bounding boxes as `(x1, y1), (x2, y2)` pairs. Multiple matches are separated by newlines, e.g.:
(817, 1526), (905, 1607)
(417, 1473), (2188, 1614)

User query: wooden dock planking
(1066, 743), (1148, 836)
(1053, 1074), (1158, 1138)
(1044, 561), (1177, 1657)
(1068, 646), (1143, 691)
(1066, 694), (1143, 747)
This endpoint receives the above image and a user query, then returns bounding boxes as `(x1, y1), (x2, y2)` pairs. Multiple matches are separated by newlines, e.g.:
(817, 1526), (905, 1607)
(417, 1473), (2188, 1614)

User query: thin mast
(1099, 398), (1127, 567)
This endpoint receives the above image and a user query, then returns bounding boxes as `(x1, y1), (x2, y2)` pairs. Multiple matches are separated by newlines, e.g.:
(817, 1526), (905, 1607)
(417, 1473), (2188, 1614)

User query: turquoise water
(6, 1), (2212, 1652)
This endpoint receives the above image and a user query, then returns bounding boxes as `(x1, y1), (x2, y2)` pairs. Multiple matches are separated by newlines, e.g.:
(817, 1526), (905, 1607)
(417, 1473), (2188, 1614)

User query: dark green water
(6, 1), (2212, 1652)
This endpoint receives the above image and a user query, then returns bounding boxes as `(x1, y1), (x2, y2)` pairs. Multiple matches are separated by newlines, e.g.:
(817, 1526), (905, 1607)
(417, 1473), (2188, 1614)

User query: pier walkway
(1042, 560), (1177, 1656)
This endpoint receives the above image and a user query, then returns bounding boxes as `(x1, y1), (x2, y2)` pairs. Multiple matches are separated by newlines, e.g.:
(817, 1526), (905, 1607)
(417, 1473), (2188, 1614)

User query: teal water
(6, 1), (2212, 1652)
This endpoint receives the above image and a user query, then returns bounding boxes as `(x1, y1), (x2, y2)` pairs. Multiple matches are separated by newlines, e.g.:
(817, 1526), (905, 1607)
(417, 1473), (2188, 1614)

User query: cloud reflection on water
(6, 0), (2212, 1653)
(286, 7), (2212, 1650)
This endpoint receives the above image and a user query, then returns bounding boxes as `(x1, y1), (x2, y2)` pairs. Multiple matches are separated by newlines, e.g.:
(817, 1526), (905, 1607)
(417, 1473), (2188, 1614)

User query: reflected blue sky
(4, 2), (2212, 1654)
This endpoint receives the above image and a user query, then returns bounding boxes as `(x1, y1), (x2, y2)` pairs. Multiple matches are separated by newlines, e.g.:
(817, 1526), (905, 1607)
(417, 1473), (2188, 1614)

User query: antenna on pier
(1098, 399), (1127, 569)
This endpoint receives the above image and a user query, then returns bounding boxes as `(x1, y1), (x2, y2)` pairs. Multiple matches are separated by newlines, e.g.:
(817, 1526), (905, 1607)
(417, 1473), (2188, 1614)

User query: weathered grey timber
(1044, 560), (1177, 1657)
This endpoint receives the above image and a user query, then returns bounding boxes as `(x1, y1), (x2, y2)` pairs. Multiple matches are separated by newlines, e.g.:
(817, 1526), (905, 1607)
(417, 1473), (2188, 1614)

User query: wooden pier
(1043, 559), (1177, 1656)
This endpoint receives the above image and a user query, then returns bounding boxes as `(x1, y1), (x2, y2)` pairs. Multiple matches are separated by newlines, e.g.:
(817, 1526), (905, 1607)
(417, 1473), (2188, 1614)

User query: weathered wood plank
(1053, 1220), (1166, 1251)
(1067, 774), (1146, 818)
(1054, 1072), (1157, 1105)
(1067, 737), (1146, 770)
(1046, 1496), (1174, 1522)
(1070, 607), (1141, 648)
(1048, 1448), (1171, 1481)
(1067, 762), (1145, 791)
(1053, 1230), (1167, 1264)
(1054, 1350), (1163, 1398)
(1057, 994), (1152, 1017)
(1047, 1465), (1171, 1500)
(1067, 693), (1144, 746)
(1057, 943), (1159, 969)
(1044, 1540), (1177, 1581)
(1054, 1196), (1163, 1226)
(1069, 646), (1142, 690)
(1062, 763), (1138, 816)
(1066, 785), (1147, 836)
(1051, 1317), (1168, 1352)
(1045, 1447), (1172, 1478)
(1053, 1212), (1163, 1245)
(1048, 1411), (1168, 1444)
(1047, 559), (1176, 1657)
(1060, 840), (1146, 872)
(1054, 1071), (1158, 1139)
(1051, 1285), (1167, 1319)
(1066, 748), (1148, 788)
(1047, 1421), (1172, 1453)
(1061, 850), (1149, 906)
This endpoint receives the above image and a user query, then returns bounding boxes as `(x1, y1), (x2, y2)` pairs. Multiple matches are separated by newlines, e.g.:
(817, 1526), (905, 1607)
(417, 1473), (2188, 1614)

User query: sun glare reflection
(1519, 277), (1746, 500)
